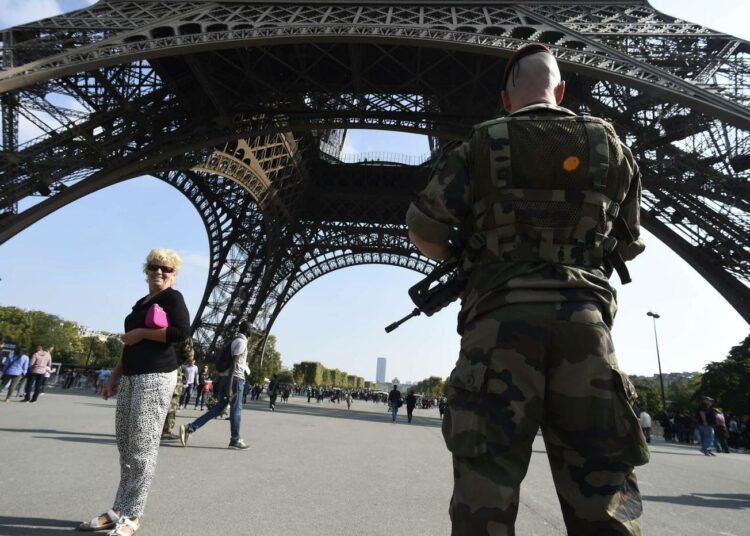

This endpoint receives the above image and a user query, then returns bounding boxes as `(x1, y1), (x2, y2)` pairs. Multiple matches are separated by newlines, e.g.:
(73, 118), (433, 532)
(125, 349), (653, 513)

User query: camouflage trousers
(443, 302), (650, 536)
(161, 366), (184, 437)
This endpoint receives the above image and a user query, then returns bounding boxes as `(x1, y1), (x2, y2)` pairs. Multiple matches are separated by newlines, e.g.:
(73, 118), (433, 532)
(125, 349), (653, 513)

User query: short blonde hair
(143, 248), (182, 275)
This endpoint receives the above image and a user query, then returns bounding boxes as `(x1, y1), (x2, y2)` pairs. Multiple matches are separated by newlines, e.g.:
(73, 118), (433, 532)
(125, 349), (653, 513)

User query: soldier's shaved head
(501, 45), (565, 113)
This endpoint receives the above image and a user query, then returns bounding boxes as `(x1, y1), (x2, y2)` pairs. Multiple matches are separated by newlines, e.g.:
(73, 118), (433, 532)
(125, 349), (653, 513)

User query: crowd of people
(0, 345), (54, 402)
(654, 396), (750, 455)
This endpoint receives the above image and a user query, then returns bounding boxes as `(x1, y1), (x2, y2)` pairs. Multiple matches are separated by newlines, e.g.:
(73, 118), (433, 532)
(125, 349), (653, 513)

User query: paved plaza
(1, 389), (749, 535)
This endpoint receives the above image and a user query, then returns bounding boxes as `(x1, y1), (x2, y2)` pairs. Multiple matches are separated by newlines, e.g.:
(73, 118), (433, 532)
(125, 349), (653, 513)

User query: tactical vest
(462, 111), (633, 283)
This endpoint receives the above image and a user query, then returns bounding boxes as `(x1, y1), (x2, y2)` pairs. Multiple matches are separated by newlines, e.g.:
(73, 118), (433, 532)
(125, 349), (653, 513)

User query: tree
(301, 361), (324, 386)
(0, 306), (34, 348)
(667, 376), (702, 413)
(292, 363), (305, 385)
(105, 336), (124, 366)
(416, 376), (446, 396)
(700, 333), (750, 415)
(276, 370), (294, 384)
(0, 306), (85, 363)
(247, 361), (265, 385)
(252, 334), (281, 379)
(630, 378), (662, 414)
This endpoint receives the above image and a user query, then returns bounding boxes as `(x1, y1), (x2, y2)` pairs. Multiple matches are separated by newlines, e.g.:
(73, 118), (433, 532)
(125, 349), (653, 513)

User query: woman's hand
(121, 328), (144, 346)
(102, 377), (118, 400)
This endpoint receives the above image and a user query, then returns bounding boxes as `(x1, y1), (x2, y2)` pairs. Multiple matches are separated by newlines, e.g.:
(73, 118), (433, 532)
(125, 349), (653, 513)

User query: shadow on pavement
(160, 442), (231, 450)
(80, 402), (116, 408)
(642, 493), (750, 509)
(0, 516), (79, 535)
(33, 435), (115, 445)
(646, 449), (701, 457)
(0, 427), (115, 445)
(245, 401), (444, 428)
(0, 427), (113, 438)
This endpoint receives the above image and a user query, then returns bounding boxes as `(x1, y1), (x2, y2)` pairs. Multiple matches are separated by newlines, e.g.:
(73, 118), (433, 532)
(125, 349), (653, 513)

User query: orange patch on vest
(562, 156), (581, 172)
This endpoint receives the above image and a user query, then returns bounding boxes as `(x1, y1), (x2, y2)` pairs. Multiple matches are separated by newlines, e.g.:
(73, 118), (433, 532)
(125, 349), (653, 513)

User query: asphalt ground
(1, 389), (748, 535)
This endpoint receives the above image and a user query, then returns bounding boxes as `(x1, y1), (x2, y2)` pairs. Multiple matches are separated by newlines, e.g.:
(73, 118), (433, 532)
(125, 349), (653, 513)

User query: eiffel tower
(1, 0), (748, 356)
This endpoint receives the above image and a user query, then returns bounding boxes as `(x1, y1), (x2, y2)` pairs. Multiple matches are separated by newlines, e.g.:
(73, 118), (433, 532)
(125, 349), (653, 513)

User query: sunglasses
(146, 264), (176, 274)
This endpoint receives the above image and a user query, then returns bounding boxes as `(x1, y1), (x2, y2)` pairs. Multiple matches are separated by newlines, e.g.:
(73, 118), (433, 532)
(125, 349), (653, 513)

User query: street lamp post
(647, 311), (667, 411)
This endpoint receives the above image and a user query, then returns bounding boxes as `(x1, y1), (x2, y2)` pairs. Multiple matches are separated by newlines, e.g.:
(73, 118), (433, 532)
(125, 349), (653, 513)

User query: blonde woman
(78, 248), (190, 535)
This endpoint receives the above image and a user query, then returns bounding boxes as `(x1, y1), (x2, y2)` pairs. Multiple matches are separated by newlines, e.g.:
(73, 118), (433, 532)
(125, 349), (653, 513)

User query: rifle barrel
(384, 308), (421, 333)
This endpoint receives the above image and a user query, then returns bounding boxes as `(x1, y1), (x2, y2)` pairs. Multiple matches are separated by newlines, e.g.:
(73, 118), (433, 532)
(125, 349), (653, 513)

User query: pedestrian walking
(406, 390), (417, 423)
(1, 348), (28, 402)
(268, 374), (279, 411)
(180, 322), (252, 450)
(23, 345), (52, 403)
(388, 385), (402, 423)
(639, 409), (652, 444)
(194, 365), (211, 410)
(698, 396), (717, 456)
(179, 357), (198, 409)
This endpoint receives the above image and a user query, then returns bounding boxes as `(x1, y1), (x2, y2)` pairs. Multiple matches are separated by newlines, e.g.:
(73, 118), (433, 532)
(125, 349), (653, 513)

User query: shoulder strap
(580, 117), (610, 192)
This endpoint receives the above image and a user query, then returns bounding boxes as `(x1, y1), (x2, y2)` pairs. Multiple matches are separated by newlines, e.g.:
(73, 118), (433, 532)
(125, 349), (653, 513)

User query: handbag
(145, 303), (169, 329)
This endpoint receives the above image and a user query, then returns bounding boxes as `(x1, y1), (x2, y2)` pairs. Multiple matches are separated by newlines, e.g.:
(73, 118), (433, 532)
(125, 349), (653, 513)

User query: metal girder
(641, 211), (750, 324)
(1, 2), (748, 128)
(0, 0), (748, 355)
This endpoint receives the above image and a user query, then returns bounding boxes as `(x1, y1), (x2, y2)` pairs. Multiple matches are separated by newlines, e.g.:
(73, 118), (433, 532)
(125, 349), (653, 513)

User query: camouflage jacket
(406, 103), (644, 328)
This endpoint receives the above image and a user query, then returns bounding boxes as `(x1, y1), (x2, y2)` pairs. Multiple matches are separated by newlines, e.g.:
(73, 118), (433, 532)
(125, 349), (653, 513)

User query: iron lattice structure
(0, 0), (748, 355)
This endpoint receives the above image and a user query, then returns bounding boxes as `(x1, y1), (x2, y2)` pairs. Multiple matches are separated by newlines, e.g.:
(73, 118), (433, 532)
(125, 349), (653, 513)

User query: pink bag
(145, 303), (169, 329)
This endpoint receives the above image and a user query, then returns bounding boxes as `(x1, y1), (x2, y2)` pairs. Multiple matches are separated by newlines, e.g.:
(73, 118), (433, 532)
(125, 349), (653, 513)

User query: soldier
(406, 43), (650, 535)
(160, 338), (192, 441)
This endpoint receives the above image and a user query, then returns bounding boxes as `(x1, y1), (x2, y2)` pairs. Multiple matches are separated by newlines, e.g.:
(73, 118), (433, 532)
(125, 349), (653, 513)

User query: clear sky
(0, 0), (747, 384)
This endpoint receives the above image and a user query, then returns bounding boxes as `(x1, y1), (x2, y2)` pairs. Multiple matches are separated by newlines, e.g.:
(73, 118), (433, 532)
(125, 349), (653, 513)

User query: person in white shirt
(180, 322), (251, 450)
(639, 410), (652, 444)
(179, 358), (199, 409)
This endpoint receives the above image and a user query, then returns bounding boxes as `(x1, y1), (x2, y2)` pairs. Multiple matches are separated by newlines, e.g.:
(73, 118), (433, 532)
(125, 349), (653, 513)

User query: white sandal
(77, 509), (119, 531)
(106, 517), (139, 536)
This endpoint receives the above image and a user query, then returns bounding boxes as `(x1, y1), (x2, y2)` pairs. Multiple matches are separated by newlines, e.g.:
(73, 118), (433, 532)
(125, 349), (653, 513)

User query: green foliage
(247, 361), (265, 385)
(0, 306), (34, 349)
(276, 370), (294, 384)
(700, 333), (750, 415)
(666, 376), (702, 413)
(292, 363), (305, 385)
(415, 376), (446, 396)
(300, 361), (324, 386)
(260, 335), (282, 378)
(291, 361), (370, 388)
(105, 336), (124, 365)
(630, 378), (662, 414)
(0, 305), (103, 364)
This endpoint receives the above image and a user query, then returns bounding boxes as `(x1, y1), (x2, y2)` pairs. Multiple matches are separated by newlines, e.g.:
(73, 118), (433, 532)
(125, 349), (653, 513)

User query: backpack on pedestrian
(209, 338), (238, 374)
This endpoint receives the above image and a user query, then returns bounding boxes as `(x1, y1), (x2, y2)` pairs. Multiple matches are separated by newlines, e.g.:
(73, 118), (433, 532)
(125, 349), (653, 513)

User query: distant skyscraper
(376, 357), (387, 384)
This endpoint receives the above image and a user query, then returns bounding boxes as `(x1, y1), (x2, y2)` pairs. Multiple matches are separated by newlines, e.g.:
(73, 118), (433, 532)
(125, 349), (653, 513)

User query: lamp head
(647, 311), (661, 319)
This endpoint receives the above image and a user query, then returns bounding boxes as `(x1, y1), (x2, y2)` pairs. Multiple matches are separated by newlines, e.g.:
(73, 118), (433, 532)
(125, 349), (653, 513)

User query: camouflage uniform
(161, 338), (192, 439)
(407, 103), (650, 535)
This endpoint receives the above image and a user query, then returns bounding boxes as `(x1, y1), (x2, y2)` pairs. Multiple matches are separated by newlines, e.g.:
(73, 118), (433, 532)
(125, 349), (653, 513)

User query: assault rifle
(384, 260), (463, 333)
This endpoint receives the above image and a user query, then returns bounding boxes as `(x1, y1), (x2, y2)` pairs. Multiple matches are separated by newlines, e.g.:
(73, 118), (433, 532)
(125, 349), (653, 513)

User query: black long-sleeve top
(122, 287), (191, 376)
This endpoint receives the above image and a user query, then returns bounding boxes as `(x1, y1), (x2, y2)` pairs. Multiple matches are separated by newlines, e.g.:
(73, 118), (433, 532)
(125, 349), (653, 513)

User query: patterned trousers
(114, 371), (177, 518)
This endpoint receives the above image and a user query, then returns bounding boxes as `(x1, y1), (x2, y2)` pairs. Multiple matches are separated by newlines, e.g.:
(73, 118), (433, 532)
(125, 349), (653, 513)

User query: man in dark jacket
(406, 390), (417, 423)
(388, 385), (402, 423)
(268, 374), (279, 411)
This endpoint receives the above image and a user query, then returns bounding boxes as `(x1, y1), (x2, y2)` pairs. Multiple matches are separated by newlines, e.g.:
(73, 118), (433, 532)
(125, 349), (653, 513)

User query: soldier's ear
(554, 80), (566, 105)
(501, 90), (512, 112)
